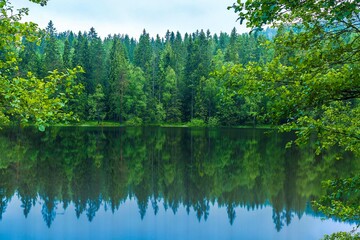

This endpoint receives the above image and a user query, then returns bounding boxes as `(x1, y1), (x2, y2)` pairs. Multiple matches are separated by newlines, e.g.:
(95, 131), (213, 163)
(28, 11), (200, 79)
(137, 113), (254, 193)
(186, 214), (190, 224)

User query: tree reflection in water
(0, 127), (358, 229)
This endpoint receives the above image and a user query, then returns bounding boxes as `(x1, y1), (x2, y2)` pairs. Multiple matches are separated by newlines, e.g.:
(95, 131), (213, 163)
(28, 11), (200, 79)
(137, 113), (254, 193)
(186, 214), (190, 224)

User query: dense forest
(3, 0), (358, 159)
(1, 0), (359, 238)
(17, 21), (276, 126)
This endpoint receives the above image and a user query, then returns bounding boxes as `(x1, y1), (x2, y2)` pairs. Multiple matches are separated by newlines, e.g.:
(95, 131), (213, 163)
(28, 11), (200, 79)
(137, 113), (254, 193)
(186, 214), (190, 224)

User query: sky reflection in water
(1, 196), (354, 240)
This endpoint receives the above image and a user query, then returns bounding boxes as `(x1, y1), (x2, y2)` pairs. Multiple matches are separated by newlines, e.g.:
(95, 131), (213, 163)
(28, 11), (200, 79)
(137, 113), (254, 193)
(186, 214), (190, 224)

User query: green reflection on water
(0, 127), (358, 229)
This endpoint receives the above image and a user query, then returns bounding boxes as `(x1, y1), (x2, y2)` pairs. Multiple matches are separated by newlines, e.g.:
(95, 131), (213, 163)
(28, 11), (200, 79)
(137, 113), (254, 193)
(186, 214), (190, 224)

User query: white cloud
(12, 0), (248, 39)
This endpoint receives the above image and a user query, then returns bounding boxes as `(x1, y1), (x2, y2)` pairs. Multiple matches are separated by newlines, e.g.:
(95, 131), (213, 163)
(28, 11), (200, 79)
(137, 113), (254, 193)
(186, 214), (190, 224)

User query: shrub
(125, 117), (143, 126)
(208, 117), (220, 127)
(187, 118), (206, 127)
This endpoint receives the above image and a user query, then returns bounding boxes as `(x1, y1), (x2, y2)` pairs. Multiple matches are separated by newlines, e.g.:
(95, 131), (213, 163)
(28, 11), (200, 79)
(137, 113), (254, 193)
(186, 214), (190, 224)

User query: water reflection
(0, 127), (358, 230)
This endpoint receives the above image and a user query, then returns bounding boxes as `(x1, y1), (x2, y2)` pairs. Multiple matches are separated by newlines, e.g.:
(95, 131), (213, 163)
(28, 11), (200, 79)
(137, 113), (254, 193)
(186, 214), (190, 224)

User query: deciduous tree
(0, 0), (83, 130)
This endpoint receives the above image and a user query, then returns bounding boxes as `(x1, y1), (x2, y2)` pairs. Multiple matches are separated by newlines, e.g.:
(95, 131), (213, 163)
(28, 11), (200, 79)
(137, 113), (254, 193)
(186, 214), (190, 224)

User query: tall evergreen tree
(108, 37), (128, 121)
(63, 39), (72, 69)
(81, 37), (92, 93)
(88, 28), (105, 93)
(123, 34), (136, 62)
(69, 31), (88, 118)
(218, 32), (230, 52)
(72, 32), (85, 69)
(158, 43), (181, 121)
(151, 34), (164, 102)
(183, 30), (213, 121)
(224, 28), (239, 63)
(43, 21), (62, 74)
(134, 29), (153, 74)
(172, 31), (186, 78)
(134, 29), (163, 123)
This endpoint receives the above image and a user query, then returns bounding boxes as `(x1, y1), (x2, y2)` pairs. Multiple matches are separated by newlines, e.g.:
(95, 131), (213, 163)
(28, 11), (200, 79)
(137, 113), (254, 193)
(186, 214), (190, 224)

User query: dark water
(0, 127), (358, 240)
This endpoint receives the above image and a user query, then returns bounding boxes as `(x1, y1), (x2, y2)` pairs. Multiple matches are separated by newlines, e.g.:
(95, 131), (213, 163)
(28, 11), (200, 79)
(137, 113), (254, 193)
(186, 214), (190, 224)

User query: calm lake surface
(0, 127), (358, 240)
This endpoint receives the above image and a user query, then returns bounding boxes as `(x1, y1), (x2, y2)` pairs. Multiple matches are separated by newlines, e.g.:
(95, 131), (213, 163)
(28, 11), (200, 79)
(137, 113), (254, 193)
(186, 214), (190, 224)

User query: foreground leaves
(1, 68), (84, 130)
(0, 0), (83, 130)
(313, 176), (360, 240)
(226, 1), (360, 156)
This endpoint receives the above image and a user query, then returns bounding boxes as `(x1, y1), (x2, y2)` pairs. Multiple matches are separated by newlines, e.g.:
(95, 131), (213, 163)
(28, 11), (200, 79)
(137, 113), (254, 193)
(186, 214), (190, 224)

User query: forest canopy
(1, 0), (276, 128)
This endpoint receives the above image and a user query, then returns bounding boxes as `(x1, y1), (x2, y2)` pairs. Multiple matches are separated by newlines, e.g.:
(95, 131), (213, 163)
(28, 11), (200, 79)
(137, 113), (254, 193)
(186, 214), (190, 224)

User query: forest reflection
(0, 127), (358, 230)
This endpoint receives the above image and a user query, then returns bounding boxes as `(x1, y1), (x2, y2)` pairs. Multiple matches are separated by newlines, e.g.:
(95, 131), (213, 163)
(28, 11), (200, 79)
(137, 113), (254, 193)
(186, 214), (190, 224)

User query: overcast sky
(13, 0), (249, 39)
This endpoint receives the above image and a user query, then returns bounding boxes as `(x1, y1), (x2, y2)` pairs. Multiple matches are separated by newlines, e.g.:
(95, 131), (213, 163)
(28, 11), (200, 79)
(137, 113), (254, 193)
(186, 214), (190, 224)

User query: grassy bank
(1, 121), (274, 129)
(54, 121), (274, 129)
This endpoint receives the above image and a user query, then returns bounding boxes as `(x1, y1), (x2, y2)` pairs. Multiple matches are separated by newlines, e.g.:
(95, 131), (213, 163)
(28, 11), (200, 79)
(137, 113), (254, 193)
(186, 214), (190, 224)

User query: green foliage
(125, 117), (143, 126)
(122, 66), (147, 121)
(313, 176), (360, 222)
(134, 29), (153, 73)
(230, 0), (360, 33)
(228, 2), (360, 239)
(187, 118), (206, 127)
(0, 0), (83, 130)
(62, 39), (72, 69)
(208, 117), (220, 127)
(88, 84), (106, 122)
(43, 20), (62, 74)
(316, 177), (360, 239)
(108, 36), (128, 121)
(2, 68), (83, 129)
(321, 232), (360, 240)
(4, 8), (275, 127)
(227, 0), (360, 156)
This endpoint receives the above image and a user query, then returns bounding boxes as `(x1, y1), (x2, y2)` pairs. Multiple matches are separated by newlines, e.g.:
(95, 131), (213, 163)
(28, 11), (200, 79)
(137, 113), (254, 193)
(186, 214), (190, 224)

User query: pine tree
(224, 27), (239, 63)
(81, 37), (92, 93)
(134, 29), (153, 74)
(108, 37), (128, 121)
(182, 36), (196, 121)
(158, 43), (181, 121)
(134, 29), (163, 123)
(72, 32), (84, 68)
(218, 32), (229, 52)
(63, 39), (72, 69)
(152, 34), (164, 102)
(43, 21), (62, 74)
(183, 30), (212, 121)
(69, 31), (88, 118)
(88, 28), (106, 93)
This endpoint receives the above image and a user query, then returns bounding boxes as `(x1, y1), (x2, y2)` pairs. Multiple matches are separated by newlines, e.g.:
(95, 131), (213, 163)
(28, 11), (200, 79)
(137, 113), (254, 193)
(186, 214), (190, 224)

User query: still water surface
(0, 127), (358, 239)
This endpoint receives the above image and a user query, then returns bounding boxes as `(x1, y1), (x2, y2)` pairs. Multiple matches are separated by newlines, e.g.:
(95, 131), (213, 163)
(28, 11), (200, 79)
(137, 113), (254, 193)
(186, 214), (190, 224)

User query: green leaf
(38, 125), (45, 132)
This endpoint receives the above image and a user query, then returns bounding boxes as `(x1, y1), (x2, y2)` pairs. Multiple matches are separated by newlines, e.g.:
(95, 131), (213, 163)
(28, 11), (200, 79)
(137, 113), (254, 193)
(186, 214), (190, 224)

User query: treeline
(18, 21), (276, 125)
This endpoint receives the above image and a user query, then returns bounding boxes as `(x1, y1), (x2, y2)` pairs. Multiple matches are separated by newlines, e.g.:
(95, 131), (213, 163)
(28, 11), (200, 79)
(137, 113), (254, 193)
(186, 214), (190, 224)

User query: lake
(0, 127), (358, 239)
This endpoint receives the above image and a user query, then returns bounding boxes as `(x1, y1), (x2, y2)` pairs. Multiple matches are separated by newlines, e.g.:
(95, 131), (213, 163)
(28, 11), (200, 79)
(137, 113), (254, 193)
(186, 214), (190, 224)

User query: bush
(187, 118), (206, 127)
(208, 117), (220, 127)
(125, 117), (143, 126)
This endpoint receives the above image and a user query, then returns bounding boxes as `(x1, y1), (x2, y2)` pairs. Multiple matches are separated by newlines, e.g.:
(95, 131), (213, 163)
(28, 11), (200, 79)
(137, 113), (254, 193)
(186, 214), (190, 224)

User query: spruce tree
(108, 37), (128, 121)
(63, 39), (72, 69)
(43, 20), (62, 74)
(224, 27), (239, 63)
